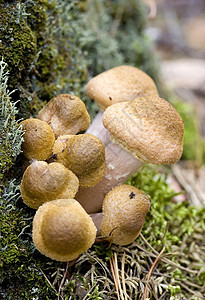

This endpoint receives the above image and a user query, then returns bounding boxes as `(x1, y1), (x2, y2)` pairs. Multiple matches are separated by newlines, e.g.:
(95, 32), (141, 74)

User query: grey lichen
(0, 58), (24, 187)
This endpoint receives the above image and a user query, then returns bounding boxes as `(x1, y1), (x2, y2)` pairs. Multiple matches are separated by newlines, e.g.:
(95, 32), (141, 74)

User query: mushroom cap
(86, 65), (159, 110)
(37, 94), (91, 138)
(33, 199), (97, 261)
(21, 161), (79, 209)
(102, 96), (184, 165)
(101, 185), (150, 246)
(52, 134), (106, 187)
(20, 118), (55, 160)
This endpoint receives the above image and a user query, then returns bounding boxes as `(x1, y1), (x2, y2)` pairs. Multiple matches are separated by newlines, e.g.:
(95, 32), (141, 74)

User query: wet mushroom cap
(101, 185), (150, 246)
(86, 65), (159, 109)
(37, 94), (91, 138)
(102, 96), (184, 165)
(20, 118), (55, 161)
(52, 134), (106, 187)
(33, 199), (97, 261)
(20, 161), (79, 209)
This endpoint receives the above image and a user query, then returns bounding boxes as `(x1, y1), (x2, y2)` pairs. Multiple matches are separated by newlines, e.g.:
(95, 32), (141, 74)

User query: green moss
(0, 5), (36, 88)
(1, 0), (160, 120)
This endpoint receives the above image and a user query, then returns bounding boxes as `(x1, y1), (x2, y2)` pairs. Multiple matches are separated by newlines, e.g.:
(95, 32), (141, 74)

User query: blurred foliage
(171, 98), (205, 165)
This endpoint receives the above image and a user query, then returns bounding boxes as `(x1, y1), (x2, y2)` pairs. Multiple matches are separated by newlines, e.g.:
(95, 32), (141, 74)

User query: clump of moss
(0, 0), (160, 121)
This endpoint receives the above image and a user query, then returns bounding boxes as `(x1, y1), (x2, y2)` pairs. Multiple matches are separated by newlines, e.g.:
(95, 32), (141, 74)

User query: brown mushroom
(52, 134), (106, 187)
(32, 199), (97, 261)
(21, 161), (79, 209)
(90, 185), (150, 245)
(37, 94), (91, 138)
(76, 96), (184, 213)
(86, 65), (159, 110)
(20, 118), (55, 161)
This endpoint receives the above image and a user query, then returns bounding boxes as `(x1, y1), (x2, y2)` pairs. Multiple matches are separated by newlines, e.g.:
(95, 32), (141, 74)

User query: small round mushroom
(32, 199), (97, 261)
(37, 94), (91, 138)
(90, 185), (150, 246)
(21, 161), (79, 209)
(20, 118), (55, 161)
(76, 96), (184, 213)
(52, 134), (106, 187)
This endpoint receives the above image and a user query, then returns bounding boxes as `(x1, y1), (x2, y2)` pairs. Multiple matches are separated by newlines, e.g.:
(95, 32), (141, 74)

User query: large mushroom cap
(101, 185), (150, 246)
(33, 199), (97, 261)
(53, 134), (106, 187)
(86, 65), (159, 109)
(102, 96), (184, 165)
(37, 94), (91, 138)
(21, 161), (79, 209)
(20, 118), (55, 161)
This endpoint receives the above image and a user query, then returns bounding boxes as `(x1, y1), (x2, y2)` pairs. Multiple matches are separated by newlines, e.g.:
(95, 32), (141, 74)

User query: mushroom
(37, 94), (91, 138)
(21, 161), (79, 209)
(52, 133), (106, 187)
(86, 65), (159, 110)
(20, 118), (55, 161)
(32, 199), (97, 261)
(85, 65), (159, 147)
(76, 96), (184, 213)
(91, 184), (150, 246)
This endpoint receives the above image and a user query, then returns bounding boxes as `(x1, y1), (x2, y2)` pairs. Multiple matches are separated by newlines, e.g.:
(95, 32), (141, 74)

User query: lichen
(0, 58), (24, 188)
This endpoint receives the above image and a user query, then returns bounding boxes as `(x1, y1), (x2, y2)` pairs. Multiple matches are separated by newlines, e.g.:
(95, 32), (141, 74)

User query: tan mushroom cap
(103, 96), (184, 165)
(21, 161), (79, 209)
(101, 185), (150, 246)
(86, 65), (159, 110)
(37, 94), (91, 138)
(20, 118), (55, 161)
(33, 199), (97, 261)
(53, 134), (106, 187)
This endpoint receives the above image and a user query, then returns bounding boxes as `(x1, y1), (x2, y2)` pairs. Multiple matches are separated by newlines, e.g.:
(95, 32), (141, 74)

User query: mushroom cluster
(19, 65), (184, 262)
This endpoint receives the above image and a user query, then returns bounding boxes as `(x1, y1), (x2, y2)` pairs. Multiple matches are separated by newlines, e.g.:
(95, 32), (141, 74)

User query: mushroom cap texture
(32, 199), (97, 261)
(21, 161), (79, 209)
(37, 94), (91, 138)
(20, 118), (55, 160)
(102, 96), (184, 164)
(101, 185), (150, 246)
(52, 134), (106, 187)
(86, 65), (159, 109)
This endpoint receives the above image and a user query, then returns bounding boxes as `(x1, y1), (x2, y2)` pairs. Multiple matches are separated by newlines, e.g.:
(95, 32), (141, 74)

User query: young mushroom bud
(52, 134), (106, 187)
(76, 96), (184, 213)
(37, 94), (91, 138)
(32, 199), (97, 261)
(20, 118), (55, 161)
(21, 161), (79, 209)
(91, 185), (150, 246)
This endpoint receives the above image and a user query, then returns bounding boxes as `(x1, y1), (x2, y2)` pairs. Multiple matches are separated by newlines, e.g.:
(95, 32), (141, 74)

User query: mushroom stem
(75, 111), (144, 213)
(90, 212), (103, 236)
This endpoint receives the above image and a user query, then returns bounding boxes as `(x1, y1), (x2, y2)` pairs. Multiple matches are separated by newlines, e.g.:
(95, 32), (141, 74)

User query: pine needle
(143, 245), (166, 300)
